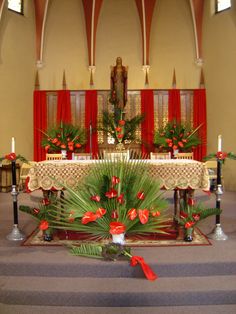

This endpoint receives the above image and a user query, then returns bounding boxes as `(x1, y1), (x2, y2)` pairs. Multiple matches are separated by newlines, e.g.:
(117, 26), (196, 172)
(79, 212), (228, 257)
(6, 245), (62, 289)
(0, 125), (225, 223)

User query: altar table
(27, 159), (209, 192)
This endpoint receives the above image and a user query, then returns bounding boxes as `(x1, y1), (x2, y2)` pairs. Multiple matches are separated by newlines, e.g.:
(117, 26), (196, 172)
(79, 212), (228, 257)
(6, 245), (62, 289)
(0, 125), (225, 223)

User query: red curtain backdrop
(193, 89), (207, 161)
(33, 90), (47, 161)
(168, 89), (181, 122)
(56, 90), (72, 124)
(84, 90), (99, 158)
(141, 89), (154, 155)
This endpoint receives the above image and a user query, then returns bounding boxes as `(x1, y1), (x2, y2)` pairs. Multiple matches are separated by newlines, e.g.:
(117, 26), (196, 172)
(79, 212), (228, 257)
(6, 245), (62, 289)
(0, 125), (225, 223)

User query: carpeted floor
(0, 189), (236, 313)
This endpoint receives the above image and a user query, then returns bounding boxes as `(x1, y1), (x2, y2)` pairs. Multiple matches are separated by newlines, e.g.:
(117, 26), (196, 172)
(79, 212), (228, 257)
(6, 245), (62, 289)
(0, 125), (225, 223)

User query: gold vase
(116, 142), (125, 151)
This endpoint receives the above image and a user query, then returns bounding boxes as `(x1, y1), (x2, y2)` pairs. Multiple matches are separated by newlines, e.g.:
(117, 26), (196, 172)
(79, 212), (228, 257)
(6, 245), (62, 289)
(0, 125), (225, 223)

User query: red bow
(5, 153), (16, 161)
(130, 256), (158, 281)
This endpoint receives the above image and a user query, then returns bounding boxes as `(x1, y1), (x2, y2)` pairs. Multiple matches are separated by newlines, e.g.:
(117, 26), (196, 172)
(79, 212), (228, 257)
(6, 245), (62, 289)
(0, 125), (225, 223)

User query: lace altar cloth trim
(27, 160), (209, 191)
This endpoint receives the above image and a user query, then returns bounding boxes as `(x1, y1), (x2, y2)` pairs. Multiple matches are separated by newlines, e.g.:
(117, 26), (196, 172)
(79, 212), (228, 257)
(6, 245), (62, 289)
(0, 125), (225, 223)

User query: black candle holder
(208, 159), (228, 240)
(6, 159), (25, 241)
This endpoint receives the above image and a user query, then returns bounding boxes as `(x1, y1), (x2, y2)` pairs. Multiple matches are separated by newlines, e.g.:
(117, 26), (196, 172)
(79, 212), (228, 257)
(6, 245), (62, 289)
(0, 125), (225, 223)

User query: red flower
(137, 191), (145, 200)
(216, 151), (228, 160)
(42, 198), (50, 206)
(52, 138), (58, 144)
(44, 145), (50, 152)
(188, 198), (195, 206)
(118, 120), (125, 126)
(75, 143), (82, 148)
(127, 208), (137, 220)
(109, 222), (126, 235)
(178, 141), (184, 148)
(5, 153), (16, 161)
(192, 213), (201, 221)
(96, 207), (106, 218)
(60, 144), (66, 149)
(180, 211), (188, 219)
(117, 134), (124, 139)
(39, 220), (49, 231)
(112, 176), (120, 186)
(105, 188), (118, 198)
(165, 138), (172, 143)
(182, 139), (187, 143)
(185, 221), (195, 229)
(33, 208), (40, 215)
(152, 211), (161, 217)
(173, 145), (178, 150)
(168, 142), (173, 147)
(117, 193), (124, 204)
(81, 212), (97, 224)
(138, 209), (149, 224)
(111, 210), (118, 219)
(115, 127), (122, 132)
(68, 210), (75, 222)
(90, 195), (101, 202)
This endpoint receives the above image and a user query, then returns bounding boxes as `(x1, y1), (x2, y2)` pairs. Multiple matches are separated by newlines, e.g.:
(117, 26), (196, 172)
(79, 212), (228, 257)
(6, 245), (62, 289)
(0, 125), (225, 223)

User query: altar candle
(217, 135), (222, 152)
(11, 137), (15, 153)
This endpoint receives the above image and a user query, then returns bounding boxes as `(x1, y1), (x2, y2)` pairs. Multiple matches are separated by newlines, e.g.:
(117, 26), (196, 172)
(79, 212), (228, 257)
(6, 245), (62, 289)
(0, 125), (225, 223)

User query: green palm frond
(69, 244), (103, 259)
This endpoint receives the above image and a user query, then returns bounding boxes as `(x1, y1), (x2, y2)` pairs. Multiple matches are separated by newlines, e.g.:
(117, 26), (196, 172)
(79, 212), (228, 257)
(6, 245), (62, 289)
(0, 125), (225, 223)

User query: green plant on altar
(175, 198), (221, 241)
(154, 121), (202, 153)
(204, 151), (236, 164)
(33, 159), (170, 240)
(100, 89), (144, 146)
(41, 122), (87, 153)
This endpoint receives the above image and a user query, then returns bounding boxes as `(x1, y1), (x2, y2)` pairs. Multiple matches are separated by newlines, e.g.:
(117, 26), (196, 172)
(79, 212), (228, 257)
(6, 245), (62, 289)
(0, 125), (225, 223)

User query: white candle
(217, 135), (222, 152)
(11, 137), (15, 153)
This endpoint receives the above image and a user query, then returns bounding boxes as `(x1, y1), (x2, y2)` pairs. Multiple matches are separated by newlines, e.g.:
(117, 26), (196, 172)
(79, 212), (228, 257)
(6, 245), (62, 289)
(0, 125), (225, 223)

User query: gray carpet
(0, 189), (236, 313)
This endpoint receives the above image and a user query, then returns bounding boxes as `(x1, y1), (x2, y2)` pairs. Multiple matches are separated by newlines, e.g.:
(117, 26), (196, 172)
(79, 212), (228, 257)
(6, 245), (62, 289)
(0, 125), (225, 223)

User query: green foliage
(70, 244), (104, 259)
(154, 121), (201, 152)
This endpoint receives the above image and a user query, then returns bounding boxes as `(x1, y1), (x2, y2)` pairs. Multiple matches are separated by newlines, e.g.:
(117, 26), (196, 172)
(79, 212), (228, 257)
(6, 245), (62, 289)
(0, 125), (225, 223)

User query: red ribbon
(130, 256), (158, 281)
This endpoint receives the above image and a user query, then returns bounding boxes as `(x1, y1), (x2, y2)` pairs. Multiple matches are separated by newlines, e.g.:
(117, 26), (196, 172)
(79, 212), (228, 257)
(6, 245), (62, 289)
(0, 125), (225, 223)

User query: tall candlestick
(217, 135), (222, 152)
(11, 137), (15, 153)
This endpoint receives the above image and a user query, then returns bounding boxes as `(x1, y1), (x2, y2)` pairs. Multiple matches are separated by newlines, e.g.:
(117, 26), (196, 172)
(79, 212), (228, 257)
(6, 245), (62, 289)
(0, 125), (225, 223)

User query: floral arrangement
(154, 121), (202, 153)
(41, 122), (87, 153)
(175, 198), (221, 241)
(204, 151), (236, 164)
(100, 90), (144, 146)
(0, 152), (27, 163)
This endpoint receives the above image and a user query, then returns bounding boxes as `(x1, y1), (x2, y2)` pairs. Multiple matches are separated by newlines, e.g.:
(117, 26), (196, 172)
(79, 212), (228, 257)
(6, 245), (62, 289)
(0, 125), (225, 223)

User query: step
(0, 275), (235, 307)
(1, 304), (236, 314)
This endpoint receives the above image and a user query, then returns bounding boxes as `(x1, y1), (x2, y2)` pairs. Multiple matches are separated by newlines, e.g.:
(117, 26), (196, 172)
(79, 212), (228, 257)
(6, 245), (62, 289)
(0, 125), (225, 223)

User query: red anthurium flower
(105, 188), (118, 198)
(52, 138), (58, 144)
(33, 208), (40, 215)
(165, 138), (172, 143)
(138, 209), (149, 224)
(75, 143), (81, 148)
(117, 193), (124, 204)
(173, 145), (178, 150)
(152, 211), (161, 217)
(60, 144), (66, 149)
(44, 145), (50, 152)
(112, 176), (120, 186)
(137, 191), (145, 200)
(185, 221), (195, 229)
(118, 120), (125, 126)
(180, 211), (188, 219)
(109, 221), (126, 235)
(192, 213), (201, 221)
(168, 142), (173, 147)
(111, 210), (118, 219)
(188, 198), (195, 206)
(39, 220), (49, 231)
(81, 212), (97, 224)
(68, 210), (75, 222)
(118, 134), (124, 139)
(96, 207), (106, 218)
(90, 195), (101, 202)
(68, 145), (74, 151)
(5, 153), (16, 161)
(127, 208), (137, 220)
(178, 141), (184, 148)
(42, 198), (50, 206)
(216, 151), (228, 160)
(182, 139), (187, 143)
(115, 127), (122, 132)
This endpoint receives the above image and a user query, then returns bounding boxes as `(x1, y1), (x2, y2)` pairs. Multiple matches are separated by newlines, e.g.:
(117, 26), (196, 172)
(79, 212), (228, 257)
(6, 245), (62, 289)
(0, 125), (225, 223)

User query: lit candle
(11, 137), (15, 153)
(217, 135), (222, 152)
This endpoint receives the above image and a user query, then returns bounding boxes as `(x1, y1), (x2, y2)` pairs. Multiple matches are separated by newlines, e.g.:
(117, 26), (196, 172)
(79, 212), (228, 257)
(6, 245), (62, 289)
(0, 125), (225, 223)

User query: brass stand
(208, 160), (228, 241)
(6, 160), (25, 241)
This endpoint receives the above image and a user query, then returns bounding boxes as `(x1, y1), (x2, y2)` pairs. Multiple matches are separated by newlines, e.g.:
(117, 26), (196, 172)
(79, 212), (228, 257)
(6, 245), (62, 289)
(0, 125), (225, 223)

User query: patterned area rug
(22, 227), (211, 247)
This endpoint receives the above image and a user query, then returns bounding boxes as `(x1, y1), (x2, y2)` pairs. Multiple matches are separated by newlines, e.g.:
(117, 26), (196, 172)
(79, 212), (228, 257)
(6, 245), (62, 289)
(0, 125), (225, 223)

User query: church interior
(0, 0), (236, 313)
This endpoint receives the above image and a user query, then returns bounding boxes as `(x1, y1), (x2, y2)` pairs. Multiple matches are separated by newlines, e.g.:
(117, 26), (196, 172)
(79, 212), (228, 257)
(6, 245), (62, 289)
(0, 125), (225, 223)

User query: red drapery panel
(193, 89), (207, 161)
(33, 90), (47, 161)
(141, 89), (154, 155)
(168, 89), (181, 122)
(56, 90), (72, 124)
(84, 90), (99, 158)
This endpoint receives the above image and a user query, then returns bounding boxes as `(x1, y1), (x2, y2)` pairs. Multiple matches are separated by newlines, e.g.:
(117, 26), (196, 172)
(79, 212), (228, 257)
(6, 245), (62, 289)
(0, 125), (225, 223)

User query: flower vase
(184, 227), (194, 242)
(112, 233), (125, 245)
(173, 149), (179, 158)
(61, 150), (67, 159)
(43, 229), (53, 242)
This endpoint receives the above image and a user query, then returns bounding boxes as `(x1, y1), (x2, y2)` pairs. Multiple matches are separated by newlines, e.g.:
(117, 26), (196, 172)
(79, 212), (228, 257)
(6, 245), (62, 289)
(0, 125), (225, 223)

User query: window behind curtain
(215, 0), (231, 13)
(8, 0), (23, 14)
